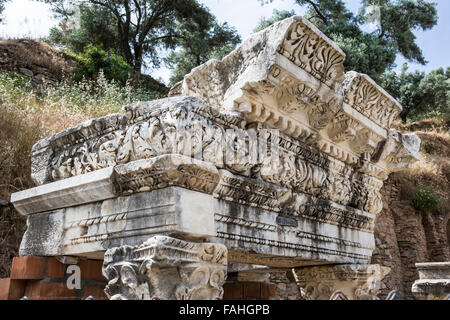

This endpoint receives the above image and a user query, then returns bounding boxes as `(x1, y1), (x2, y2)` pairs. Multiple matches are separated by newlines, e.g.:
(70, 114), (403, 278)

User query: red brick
(261, 283), (276, 299)
(83, 285), (108, 300)
(25, 280), (77, 299)
(243, 282), (262, 299)
(0, 278), (26, 300)
(10, 256), (48, 280)
(0, 278), (9, 300)
(223, 283), (243, 300)
(78, 259), (104, 281)
(46, 258), (66, 278)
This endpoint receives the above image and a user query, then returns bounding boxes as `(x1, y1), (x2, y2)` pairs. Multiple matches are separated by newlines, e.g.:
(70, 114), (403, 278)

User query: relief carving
(102, 236), (227, 300)
(294, 264), (390, 300)
(277, 20), (345, 88)
(16, 16), (425, 286)
(343, 72), (402, 130)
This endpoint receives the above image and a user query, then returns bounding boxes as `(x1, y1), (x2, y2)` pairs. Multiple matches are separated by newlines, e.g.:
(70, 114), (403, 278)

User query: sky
(0, 0), (448, 84)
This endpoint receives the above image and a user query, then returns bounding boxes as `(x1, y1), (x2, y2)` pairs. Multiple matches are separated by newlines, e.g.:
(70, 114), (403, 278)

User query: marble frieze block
(11, 16), (422, 270)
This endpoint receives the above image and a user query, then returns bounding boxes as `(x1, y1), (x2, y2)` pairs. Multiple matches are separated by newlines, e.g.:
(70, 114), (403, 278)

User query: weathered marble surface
(12, 94), (414, 266)
(412, 262), (450, 300)
(102, 235), (227, 300)
(17, 182), (375, 266)
(293, 264), (390, 300)
(10, 16), (422, 300)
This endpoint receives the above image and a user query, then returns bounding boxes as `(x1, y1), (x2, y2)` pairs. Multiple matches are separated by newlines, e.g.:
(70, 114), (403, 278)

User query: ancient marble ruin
(10, 16), (422, 300)
(412, 262), (450, 300)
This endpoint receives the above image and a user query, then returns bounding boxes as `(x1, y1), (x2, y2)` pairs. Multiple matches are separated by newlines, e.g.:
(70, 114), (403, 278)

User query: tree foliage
(380, 64), (450, 122)
(42, 0), (240, 82)
(69, 44), (133, 84)
(48, 3), (119, 55)
(165, 16), (240, 85)
(0, 0), (10, 22)
(253, 9), (296, 33)
(361, 0), (438, 65)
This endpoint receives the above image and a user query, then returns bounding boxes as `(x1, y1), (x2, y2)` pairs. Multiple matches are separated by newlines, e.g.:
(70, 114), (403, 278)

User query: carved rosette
(293, 264), (390, 300)
(102, 235), (227, 300)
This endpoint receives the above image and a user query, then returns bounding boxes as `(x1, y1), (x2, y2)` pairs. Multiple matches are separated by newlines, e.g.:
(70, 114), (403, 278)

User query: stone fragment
(412, 262), (450, 300)
(102, 235), (227, 300)
(9, 15), (424, 300)
(11, 167), (116, 215)
(293, 264), (390, 300)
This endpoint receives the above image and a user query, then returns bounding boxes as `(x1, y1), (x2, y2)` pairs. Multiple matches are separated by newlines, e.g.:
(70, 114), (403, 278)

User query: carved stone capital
(293, 264), (390, 300)
(102, 235), (228, 300)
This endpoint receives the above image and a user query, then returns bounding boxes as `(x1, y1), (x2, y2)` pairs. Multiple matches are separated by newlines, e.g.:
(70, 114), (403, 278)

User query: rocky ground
(371, 118), (450, 299)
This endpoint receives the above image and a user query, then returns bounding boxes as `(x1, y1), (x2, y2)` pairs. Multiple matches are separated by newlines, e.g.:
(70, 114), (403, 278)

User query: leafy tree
(69, 44), (133, 84)
(360, 0), (438, 65)
(256, 0), (438, 81)
(48, 2), (118, 54)
(42, 0), (240, 78)
(165, 17), (240, 85)
(380, 64), (450, 122)
(0, 0), (10, 22)
(253, 9), (296, 33)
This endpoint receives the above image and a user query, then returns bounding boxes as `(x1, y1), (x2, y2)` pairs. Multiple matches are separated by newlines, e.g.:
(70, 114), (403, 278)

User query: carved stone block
(102, 235), (227, 300)
(19, 186), (217, 258)
(293, 264), (390, 300)
(412, 262), (450, 300)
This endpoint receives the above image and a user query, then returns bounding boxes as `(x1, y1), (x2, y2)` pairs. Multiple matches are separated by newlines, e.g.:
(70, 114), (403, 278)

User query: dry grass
(390, 119), (450, 214)
(0, 70), (161, 277)
(0, 105), (40, 277)
(394, 118), (449, 135)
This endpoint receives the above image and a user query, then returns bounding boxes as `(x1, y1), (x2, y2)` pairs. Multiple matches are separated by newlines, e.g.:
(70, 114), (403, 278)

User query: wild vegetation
(0, 68), (168, 275)
(392, 118), (450, 216)
(42, 0), (241, 85)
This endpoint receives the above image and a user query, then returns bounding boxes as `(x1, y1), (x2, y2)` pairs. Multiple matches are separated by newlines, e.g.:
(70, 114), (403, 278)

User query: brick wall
(0, 256), (107, 300)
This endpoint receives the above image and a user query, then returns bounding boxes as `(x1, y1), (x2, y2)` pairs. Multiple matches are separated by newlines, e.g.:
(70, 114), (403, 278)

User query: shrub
(0, 72), (34, 104)
(70, 44), (132, 84)
(412, 185), (443, 213)
(423, 142), (435, 155)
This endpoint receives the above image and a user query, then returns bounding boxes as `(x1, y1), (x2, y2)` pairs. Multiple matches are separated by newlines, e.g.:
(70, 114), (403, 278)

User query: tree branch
(303, 0), (328, 26)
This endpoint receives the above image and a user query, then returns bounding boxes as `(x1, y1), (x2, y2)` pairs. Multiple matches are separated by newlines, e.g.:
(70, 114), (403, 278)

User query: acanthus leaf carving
(102, 235), (227, 300)
(294, 264), (390, 300)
